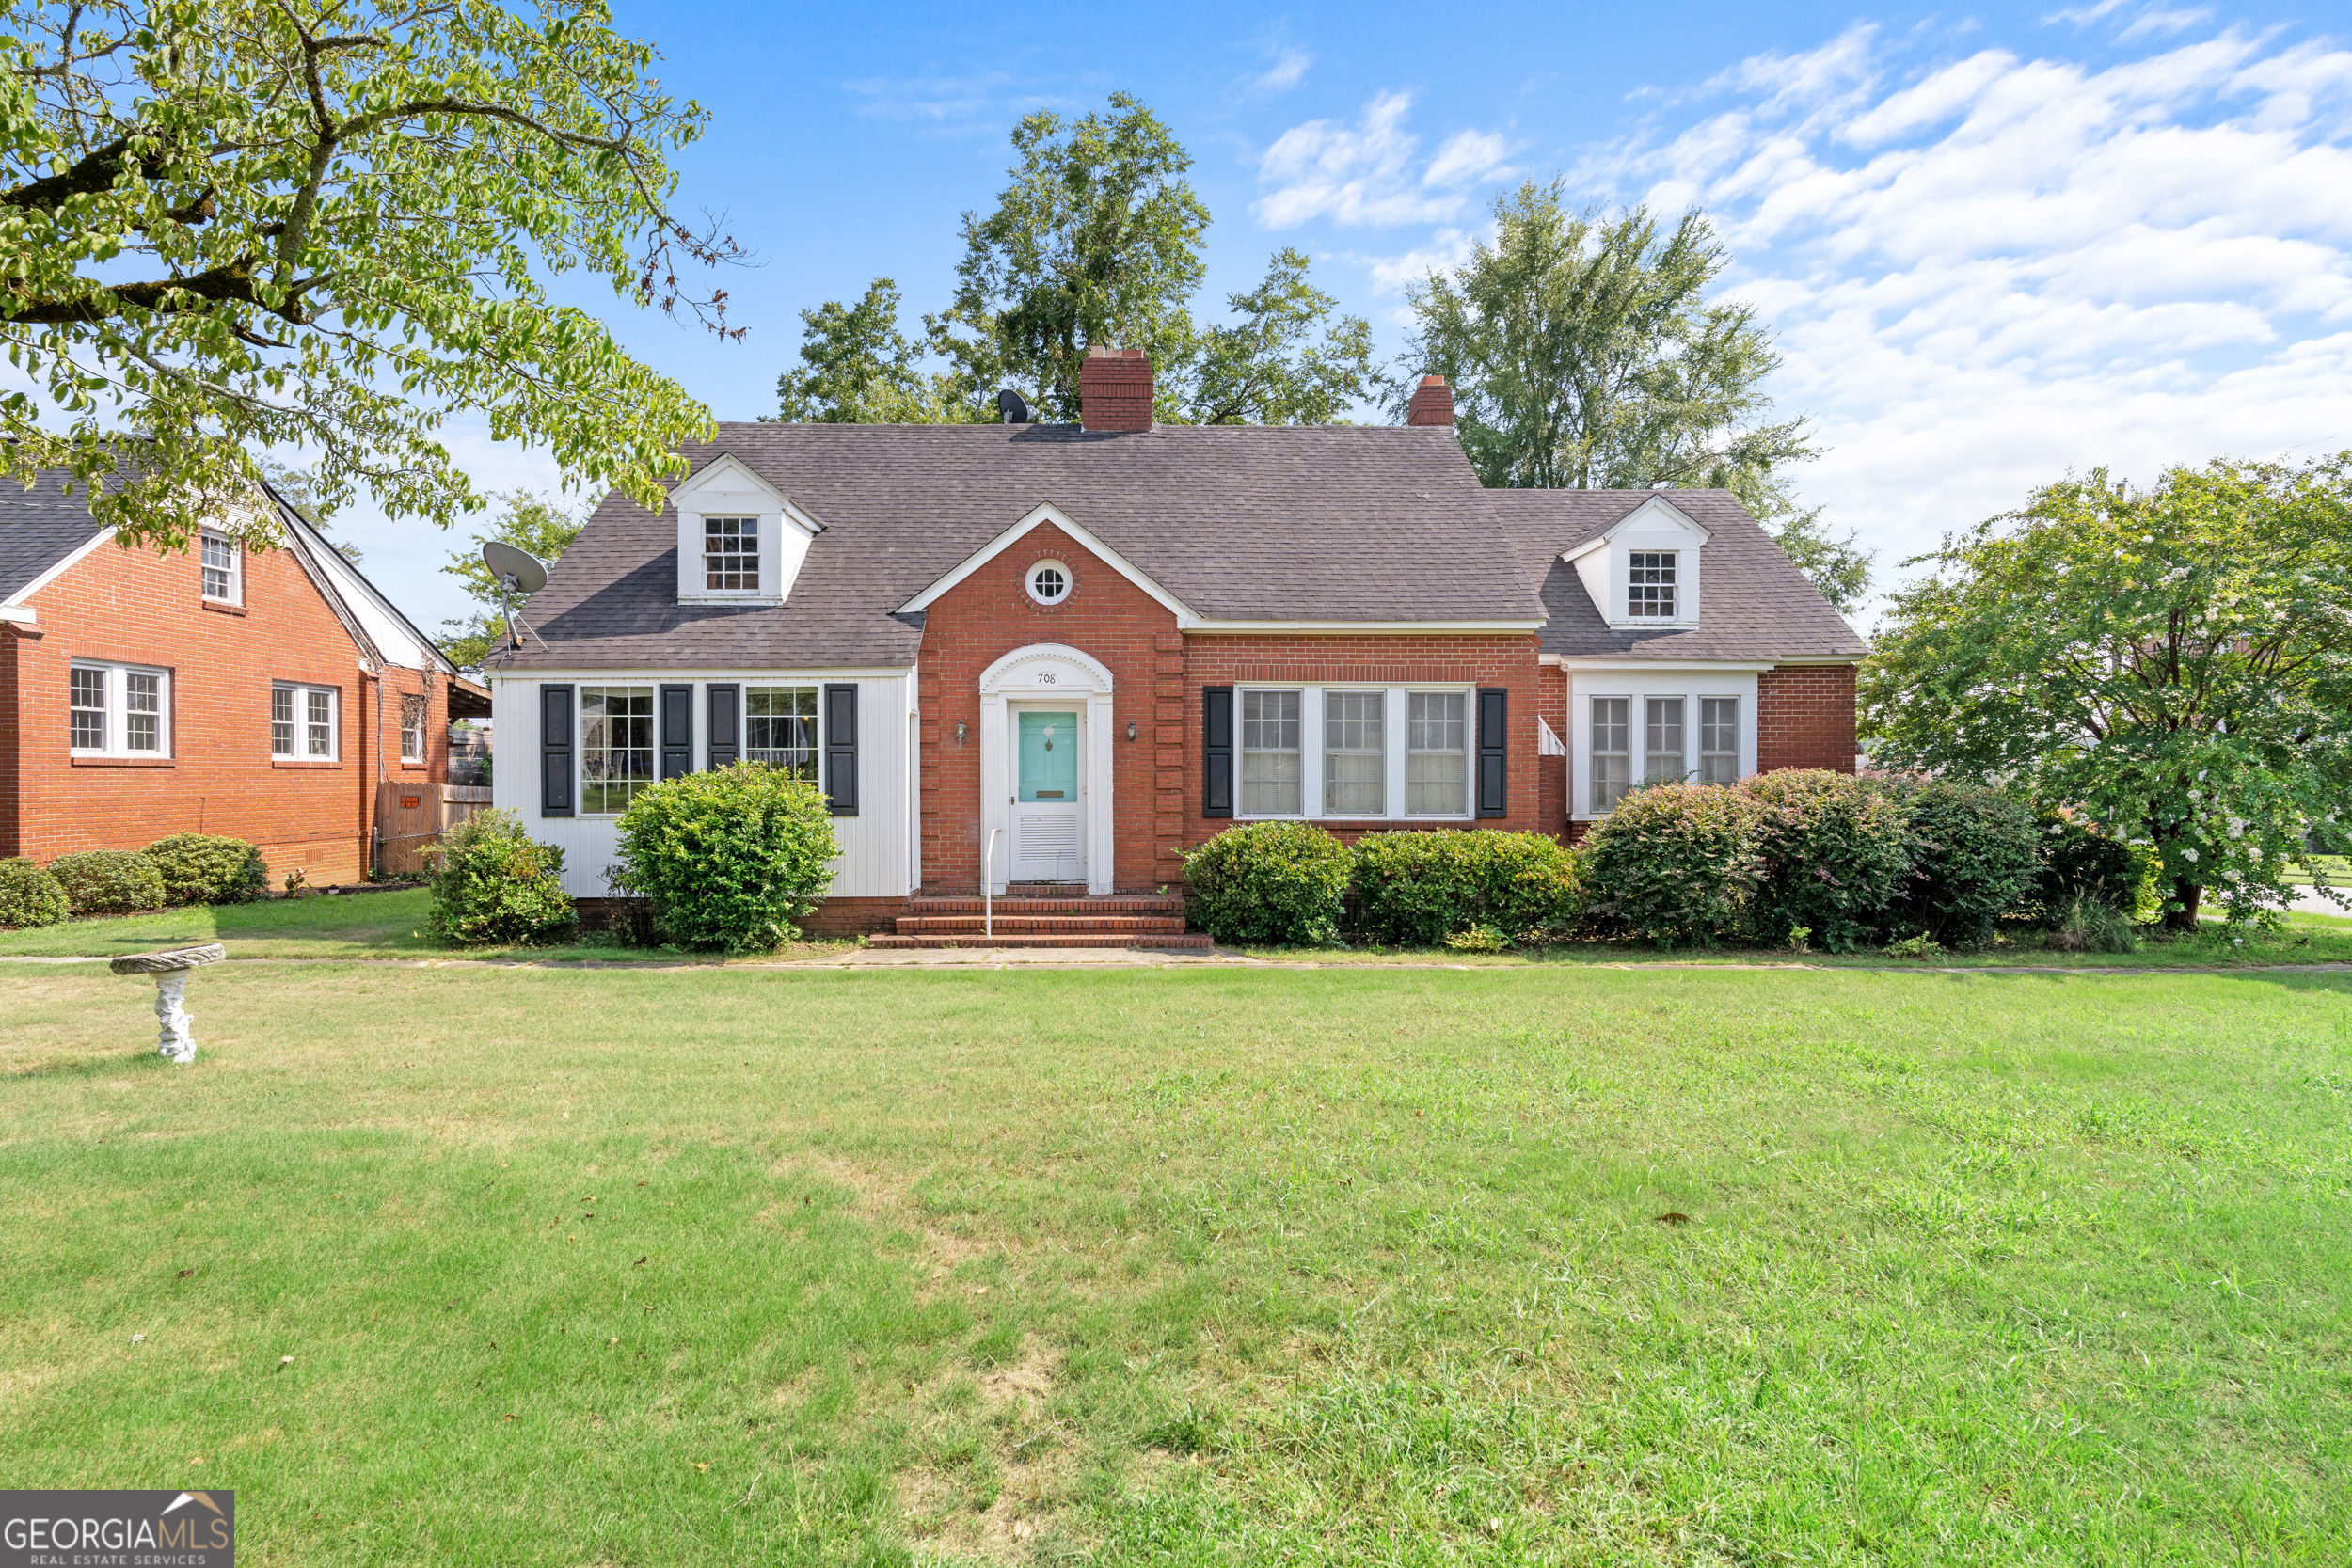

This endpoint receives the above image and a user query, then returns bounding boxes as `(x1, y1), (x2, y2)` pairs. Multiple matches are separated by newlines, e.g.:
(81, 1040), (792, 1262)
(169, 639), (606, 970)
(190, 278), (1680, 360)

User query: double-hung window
(745, 686), (819, 780)
(1406, 692), (1469, 816)
(1699, 697), (1740, 784)
(1240, 689), (1302, 816)
(1323, 691), (1385, 816)
(70, 661), (171, 758)
(1645, 697), (1686, 784)
(580, 686), (655, 814)
(400, 694), (427, 764)
(200, 529), (242, 604)
(1591, 698), (1630, 812)
(1628, 551), (1677, 618)
(703, 517), (760, 592)
(272, 682), (339, 760)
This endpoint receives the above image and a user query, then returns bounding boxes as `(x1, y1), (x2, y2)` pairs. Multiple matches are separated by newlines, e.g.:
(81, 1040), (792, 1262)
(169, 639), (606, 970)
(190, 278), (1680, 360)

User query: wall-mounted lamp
(1126, 721), (1138, 742)
(956, 720), (967, 743)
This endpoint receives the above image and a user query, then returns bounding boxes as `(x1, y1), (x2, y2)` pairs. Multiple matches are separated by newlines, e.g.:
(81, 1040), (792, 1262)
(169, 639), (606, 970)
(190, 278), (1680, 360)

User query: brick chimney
(1406, 374), (1454, 427)
(1079, 345), (1153, 432)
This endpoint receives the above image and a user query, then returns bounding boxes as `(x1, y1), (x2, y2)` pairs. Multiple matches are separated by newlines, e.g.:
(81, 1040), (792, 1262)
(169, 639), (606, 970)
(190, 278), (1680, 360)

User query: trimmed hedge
(1880, 778), (2042, 943)
(612, 764), (839, 952)
(0, 858), (71, 928)
(141, 833), (269, 906)
(1744, 769), (1913, 952)
(1350, 830), (1582, 947)
(422, 810), (575, 945)
(48, 849), (166, 915)
(1580, 782), (1768, 945)
(1184, 821), (1352, 947)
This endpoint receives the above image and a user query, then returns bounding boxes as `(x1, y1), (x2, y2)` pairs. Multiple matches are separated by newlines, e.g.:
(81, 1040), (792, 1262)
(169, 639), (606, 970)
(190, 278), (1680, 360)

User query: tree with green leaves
(1752, 478), (1873, 617)
(437, 489), (584, 670)
(771, 279), (964, 424)
(902, 93), (1374, 428)
(1859, 455), (2352, 927)
(3, 0), (733, 552)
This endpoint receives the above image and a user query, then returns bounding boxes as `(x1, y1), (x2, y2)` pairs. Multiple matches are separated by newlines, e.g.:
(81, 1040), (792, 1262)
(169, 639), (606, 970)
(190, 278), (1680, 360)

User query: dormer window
(1627, 551), (1676, 618)
(703, 517), (760, 593)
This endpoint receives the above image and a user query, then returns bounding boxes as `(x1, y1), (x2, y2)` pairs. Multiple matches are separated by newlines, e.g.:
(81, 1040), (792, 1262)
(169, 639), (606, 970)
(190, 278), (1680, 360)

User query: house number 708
(1037, 672), (1057, 684)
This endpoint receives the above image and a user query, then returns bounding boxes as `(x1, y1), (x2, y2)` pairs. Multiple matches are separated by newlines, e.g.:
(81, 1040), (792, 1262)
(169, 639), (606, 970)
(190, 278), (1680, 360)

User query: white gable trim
(898, 503), (1195, 623)
(1559, 494), (1713, 563)
(674, 454), (825, 607)
(1, 524), (110, 612)
(674, 453), (826, 539)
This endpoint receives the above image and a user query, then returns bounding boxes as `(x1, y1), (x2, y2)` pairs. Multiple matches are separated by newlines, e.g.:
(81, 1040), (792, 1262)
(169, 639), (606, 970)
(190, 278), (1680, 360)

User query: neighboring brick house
(0, 474), (486, 884)
(488, 352), (1866, 944)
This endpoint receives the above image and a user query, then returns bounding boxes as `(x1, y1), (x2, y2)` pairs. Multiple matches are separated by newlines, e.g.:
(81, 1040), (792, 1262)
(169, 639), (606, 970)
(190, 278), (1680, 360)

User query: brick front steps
(867, 894), (1211, 951)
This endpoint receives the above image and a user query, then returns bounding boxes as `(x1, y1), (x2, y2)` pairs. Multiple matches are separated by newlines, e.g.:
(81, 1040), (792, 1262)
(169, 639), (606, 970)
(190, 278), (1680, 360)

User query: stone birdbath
(110, 944), (227, 1063)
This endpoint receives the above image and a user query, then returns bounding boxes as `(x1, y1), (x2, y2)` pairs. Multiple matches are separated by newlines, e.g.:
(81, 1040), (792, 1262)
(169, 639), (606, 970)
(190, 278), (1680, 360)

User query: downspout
(367, 660), (386, 879)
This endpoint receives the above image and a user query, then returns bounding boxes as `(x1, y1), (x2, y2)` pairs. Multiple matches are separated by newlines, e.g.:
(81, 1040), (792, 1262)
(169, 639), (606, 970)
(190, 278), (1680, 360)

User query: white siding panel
(488, 671), (917, 900)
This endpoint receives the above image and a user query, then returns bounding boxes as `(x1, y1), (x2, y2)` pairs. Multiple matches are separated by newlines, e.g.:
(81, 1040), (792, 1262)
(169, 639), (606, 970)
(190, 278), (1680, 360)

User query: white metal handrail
(983, 826), (1004, 939)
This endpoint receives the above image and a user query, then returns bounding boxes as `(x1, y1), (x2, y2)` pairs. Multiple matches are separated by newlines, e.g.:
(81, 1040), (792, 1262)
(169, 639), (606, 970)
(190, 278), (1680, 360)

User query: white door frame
(977, 643), (1115, 895)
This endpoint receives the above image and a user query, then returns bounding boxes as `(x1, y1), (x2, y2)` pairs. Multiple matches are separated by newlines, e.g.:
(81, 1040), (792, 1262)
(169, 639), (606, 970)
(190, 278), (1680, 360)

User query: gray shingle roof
(0, 470), (106, 603)
(500, 422), (1534, 671)
(1485, 488), (1867, 662)
(498, 422), (1865, 671)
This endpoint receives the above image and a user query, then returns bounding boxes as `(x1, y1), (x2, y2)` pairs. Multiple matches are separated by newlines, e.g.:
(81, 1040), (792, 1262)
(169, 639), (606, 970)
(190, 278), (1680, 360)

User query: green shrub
(1184, 821), (1352, 947)
(612, 764), (839, 952)
(0, 858), (71, 927)
(1581, 782), (1767, 945)
(1744, 769), (1912, 952)
(48, 849), (166, 915)
(1878, 777), (2042, 944)
(140, 833), (268, 906)
(1349, 830), (1582, 947)
(422, 809), (575, 945)
(2023, 807), (2153, 924)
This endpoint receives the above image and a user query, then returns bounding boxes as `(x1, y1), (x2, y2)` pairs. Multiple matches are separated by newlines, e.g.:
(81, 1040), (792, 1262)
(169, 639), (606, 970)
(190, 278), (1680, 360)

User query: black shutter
(1202, 685), (1233, 817)
(823, 683), (859, 816)
(660, 683), (693, 779)
(539, 683), (573, 817)
(1476, 686), (1507, 818)
(707, 684), (739, 768)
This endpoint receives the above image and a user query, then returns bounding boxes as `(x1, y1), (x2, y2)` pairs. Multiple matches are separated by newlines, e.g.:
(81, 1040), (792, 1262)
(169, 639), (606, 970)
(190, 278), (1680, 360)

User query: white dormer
(671, 454), (823, 606)
(1562, 495), (1709, 631)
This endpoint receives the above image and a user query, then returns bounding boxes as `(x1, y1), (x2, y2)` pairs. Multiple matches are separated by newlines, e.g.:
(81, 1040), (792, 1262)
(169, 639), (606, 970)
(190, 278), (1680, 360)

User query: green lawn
(4, 961), (2347, 1563)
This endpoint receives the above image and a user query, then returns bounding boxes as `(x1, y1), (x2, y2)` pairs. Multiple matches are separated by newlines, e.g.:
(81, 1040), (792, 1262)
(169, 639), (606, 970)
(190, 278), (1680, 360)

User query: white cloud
(1574, 24), (2352, 614)
(1253, 91), (1515, 229)
(1254, 47), (1312, 92)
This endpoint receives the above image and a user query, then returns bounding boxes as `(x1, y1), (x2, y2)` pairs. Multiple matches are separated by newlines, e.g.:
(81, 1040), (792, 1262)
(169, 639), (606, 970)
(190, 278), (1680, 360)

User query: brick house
(0, 474), (486, 885)
(488, 354), (1865, 945)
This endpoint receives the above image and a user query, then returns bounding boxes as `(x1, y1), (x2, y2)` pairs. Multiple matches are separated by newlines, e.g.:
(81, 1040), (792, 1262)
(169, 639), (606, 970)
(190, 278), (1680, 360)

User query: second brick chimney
(1079, 345), (1153, 432)
(1406, 374), (1455, 427)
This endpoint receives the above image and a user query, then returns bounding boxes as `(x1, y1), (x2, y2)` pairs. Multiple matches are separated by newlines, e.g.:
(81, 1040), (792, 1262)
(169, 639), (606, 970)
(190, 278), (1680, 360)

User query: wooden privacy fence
(374, 783), (495, 877)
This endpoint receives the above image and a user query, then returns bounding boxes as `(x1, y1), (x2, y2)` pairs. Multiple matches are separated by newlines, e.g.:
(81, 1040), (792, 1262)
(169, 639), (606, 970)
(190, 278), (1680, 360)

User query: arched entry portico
(977, 643), (1116, 894)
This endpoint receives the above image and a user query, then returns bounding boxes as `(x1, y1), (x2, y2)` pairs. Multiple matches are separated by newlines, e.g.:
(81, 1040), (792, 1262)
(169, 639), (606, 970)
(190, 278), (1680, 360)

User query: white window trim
(70, 660), (173, 758)
(578, 684), (659, 816)
(742, 682), (823, 781)
(671, 454), (823, 607)
(1570, 672), (1756, 820)
(1025, 558), (1073, 607)
(272, 681), (342, 761)
(1233, 683), (1479, 823)
(200, 529), (243, 605)
(399, 692), (428, 764)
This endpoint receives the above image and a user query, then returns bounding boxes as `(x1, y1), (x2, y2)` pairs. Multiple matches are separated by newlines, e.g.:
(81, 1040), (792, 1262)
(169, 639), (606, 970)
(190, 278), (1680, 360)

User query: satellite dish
(482, 541), (547, 594)
(480, 542), (548, 654)
(996, 388), (1030, 425)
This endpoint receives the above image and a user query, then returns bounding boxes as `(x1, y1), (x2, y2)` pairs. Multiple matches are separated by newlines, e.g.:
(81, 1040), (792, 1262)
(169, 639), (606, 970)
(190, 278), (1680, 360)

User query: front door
(1009, 705), (1084, 883)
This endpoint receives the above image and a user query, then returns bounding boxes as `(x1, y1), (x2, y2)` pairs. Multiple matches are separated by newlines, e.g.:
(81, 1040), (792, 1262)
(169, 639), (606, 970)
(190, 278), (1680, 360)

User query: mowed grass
(3, 964), (2349, 1565)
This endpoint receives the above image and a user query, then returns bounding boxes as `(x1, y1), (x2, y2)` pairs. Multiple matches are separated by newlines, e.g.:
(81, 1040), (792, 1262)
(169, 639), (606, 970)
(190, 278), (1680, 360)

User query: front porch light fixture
(956, 720), (967, 743)
(1126, 721), (1138, 741)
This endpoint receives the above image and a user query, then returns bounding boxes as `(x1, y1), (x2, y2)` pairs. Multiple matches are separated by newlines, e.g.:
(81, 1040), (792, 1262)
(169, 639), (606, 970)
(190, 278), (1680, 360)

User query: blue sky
(352, 0), (2352, 634)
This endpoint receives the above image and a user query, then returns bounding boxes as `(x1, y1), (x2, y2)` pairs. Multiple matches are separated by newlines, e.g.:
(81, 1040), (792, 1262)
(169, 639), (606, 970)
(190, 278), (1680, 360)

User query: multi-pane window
(70, 662), (168, 756)
(1406, 691), (1468, 816)
(1645, 697), (1686, 784)
(200, 530), (240, 603)
(1240, 689), (1302, 816)
(1699, 697), (1740, 784)
(71, 665), (106, 750)
(1323, 691), (1386, 817)
(1591, 697), (1630, 813)
(400, 694), (427, 764)
(745, 686), (819, 780)
(272, 683), (339, 759)
(580, 687), (655, 814)
(1628, 551), (1677, 618)
(702, 517), (760, 592)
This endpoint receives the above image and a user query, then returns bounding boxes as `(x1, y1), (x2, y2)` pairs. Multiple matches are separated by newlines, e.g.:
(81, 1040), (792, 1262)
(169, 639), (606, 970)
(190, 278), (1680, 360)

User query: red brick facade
(2, 534), (450, 884)
(1756, 663), (1859, 775)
